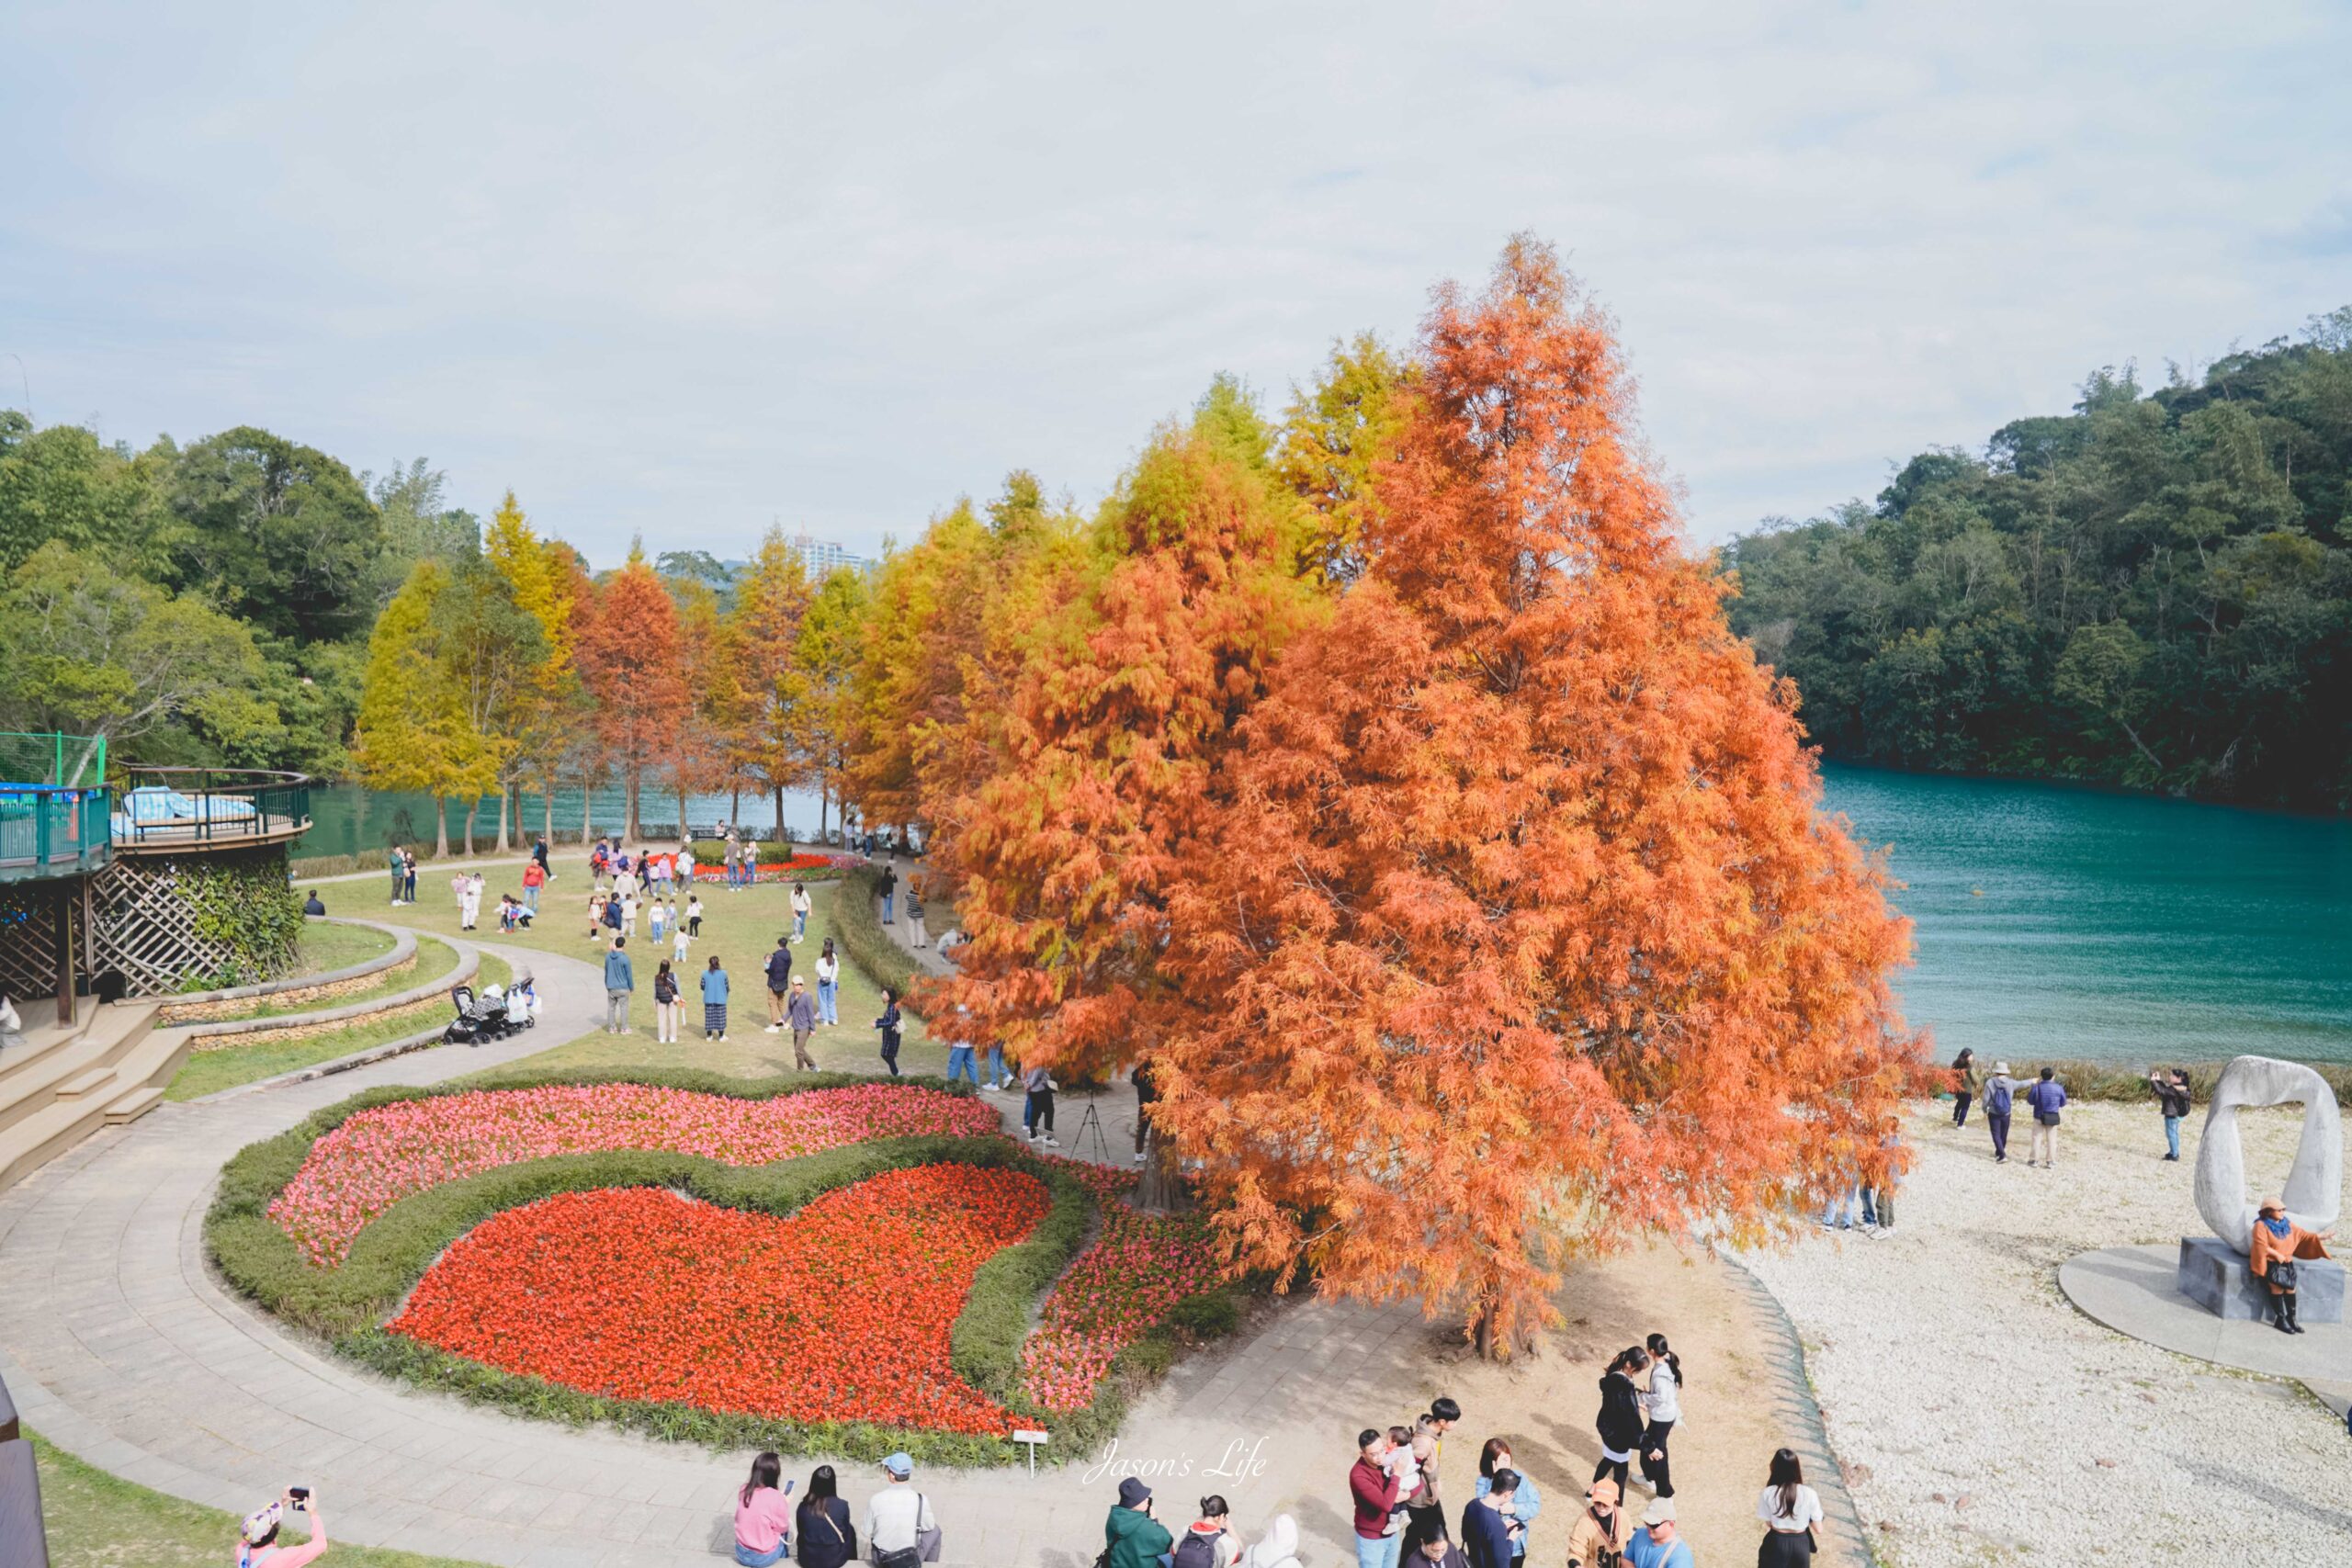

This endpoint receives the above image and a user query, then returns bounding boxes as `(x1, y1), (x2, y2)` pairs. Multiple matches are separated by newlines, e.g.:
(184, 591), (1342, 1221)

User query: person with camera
(1103, 1477), (1174, 1568)
(238, 1489), (326, 1568)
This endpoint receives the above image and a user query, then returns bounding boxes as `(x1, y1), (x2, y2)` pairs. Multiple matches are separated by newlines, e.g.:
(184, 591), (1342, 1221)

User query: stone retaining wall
(161, 953), (419, 1024)
(187, 991), (447, 1051)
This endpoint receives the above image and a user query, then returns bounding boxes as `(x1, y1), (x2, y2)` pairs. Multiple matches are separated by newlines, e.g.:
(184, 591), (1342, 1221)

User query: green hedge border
(204, 1067), (1229, 1466)
(837, 867), (922, 1009)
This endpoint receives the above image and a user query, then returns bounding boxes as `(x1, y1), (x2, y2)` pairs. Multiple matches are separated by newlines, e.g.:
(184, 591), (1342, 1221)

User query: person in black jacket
(1592, 1347), (1650, 1495)
(2147, 1067), (2193, 1162)
(874, 988), (903, 1077)
(763, 938), (793, 1032)
(795, 1465), (855, 1568)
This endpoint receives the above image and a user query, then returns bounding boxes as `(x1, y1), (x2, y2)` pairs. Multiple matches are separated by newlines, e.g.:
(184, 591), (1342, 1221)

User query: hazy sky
(4, 3), (2347, 565)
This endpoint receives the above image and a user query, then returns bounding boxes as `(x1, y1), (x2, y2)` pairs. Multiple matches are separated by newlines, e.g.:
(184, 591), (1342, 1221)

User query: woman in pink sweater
(239, 1492), (328, 1568)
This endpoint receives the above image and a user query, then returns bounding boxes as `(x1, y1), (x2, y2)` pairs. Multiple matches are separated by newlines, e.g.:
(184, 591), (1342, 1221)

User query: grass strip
(27, 1428), (491, 1568)
(166, 956), (510, 1101)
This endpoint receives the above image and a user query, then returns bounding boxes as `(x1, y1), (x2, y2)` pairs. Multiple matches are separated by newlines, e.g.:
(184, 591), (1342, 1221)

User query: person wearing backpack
(2021, 1066), (2066, 1168)
(1103, 1478), (1173, 1568)
(1980, 1061), (2024, 1164)
(1173, 1496), (1243, 1568)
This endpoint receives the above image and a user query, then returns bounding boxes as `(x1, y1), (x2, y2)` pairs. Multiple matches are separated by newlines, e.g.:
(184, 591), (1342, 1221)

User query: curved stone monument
(2178, 1055), (2343, 1321)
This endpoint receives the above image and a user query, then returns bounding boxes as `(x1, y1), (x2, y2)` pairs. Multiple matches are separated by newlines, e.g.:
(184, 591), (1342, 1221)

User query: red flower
(390, 1167), (1048, 1434)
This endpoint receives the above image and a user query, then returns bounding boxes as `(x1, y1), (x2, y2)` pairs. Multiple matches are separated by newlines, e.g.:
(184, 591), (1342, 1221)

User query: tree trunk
(433, 796), (450, 859)
(1135, 1125), (1190, 1213)
(625, 770), (642, 843)
(774, 786), (784, 840)
(462, 795), (481, 858)
(730, 783), (741, 831)
(582, 776), (594, 844)
(676, 782), (688, 845)
(543, 776), (555, 846)
(496, 783), (512, 854)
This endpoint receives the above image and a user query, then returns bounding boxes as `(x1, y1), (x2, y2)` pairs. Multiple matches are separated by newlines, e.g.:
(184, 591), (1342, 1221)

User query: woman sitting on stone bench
(2250, 1196), (2335, 1335)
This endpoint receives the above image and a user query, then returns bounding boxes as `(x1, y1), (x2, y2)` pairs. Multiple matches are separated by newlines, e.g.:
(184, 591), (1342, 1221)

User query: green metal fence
(0, 732), (107, 790)
(0, 787), (112, 883)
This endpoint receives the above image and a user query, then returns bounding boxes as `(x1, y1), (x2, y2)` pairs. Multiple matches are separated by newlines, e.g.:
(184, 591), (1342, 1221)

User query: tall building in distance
(783, 532), (874, 578)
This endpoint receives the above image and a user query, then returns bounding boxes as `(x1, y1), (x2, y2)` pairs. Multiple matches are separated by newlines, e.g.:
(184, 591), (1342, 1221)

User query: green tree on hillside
(171, 426), (386, 644)
(1724, 319), (2352, 809)
(0, 542), (279, 780)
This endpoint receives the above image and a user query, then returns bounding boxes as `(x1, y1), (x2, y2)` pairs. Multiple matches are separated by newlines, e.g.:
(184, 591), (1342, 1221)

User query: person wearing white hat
(1624, 1495), (1690, 1568)
(237, 1490), (327, 1568)
(1979, 1060), (2027, 1164)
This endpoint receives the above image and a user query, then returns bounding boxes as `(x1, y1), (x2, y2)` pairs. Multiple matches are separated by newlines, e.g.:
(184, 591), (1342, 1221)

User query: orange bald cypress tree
(574, 545), (686, 842)
(1154, 238), (1918, 1351)
(932, 424), (1325, 1080)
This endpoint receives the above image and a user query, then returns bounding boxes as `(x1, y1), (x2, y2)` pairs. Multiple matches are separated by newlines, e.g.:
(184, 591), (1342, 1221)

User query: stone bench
(2177, 1237), (2345, 1322)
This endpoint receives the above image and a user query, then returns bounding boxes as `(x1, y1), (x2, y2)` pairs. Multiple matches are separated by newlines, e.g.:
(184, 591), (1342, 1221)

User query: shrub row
(837, 867), (923, 1009)
(1929, 1055), (2352, 1105)
(203, 1067), (1219, 1465)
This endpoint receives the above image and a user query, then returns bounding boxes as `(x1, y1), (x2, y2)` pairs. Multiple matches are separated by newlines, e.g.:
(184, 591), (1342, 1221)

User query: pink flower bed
(270, 1083), (1001, 1264)
(1021, 1158), (1225, 1410)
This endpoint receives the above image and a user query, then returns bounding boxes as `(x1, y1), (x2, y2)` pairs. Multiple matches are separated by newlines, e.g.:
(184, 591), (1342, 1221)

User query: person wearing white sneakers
(1023, 1059), (1058, 1146)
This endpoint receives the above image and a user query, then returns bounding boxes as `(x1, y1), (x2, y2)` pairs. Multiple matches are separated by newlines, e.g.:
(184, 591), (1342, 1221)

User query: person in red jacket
(1352, 1428), (1404, 1568)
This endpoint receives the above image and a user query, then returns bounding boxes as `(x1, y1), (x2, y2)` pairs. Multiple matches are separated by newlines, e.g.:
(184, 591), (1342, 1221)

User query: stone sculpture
(2193, 1055), (2342, 1250)
(2177, 1055), (2344, 1322)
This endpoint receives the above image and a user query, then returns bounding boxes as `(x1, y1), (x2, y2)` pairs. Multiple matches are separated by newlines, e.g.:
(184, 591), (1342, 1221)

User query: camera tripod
(1066, 1093), (1113, 1165)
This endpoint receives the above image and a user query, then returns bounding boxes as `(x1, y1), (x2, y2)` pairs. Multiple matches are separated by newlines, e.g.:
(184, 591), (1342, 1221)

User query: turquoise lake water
(1818, 764), (2352, 1066)
(298, 770), (2352, 1066)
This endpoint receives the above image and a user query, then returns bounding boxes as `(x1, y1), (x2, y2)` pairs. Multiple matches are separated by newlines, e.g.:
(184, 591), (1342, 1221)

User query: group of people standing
(1947, 1049), (2067, 1167)
(1346, 1383), (1709, 1568)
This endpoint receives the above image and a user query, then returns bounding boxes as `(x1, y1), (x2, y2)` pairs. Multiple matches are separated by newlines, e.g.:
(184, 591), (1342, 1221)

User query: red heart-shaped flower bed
(388, 1165), (1049, 1433)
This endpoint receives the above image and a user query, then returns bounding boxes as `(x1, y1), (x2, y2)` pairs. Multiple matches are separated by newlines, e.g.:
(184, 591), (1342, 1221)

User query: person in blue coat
(603, 938), (634, 1033)
(1470, 1440), (1540, 1560)
(700, 954), (731, 1041)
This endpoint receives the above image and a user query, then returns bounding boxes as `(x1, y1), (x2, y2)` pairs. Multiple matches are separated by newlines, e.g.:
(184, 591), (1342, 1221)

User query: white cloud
(2, 1), (2346, 562)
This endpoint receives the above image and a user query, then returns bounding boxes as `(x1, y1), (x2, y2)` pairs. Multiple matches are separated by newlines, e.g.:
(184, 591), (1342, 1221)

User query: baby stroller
(443, 982), (517, 1046)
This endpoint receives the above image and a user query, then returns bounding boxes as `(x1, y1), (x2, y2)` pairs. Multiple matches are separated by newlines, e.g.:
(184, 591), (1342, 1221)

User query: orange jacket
(2250, 1221), (2329, 1292)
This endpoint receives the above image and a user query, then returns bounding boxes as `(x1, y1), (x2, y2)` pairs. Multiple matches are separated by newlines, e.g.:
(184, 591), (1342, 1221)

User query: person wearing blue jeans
(815, 942), (840, 1025)
(986, 1043), (1011, 1090)
(2150, 1068), (2191, 1161)
(1819, 1185), (1875, 1230)
(944, 1006), (979, 1086)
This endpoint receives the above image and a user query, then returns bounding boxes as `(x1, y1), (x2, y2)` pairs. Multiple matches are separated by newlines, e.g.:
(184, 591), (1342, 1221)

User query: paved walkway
(3, 919), (1870, 1568)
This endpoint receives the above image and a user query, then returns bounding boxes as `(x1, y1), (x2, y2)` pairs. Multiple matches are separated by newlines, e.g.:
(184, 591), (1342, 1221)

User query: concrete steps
(0, 998), (171, 1194)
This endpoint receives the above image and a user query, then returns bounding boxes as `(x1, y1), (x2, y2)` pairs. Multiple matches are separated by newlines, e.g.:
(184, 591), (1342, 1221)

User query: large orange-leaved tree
(930, 416), (1326, 1089)
(573, 543), (686, 841)
(1154, 237), (1920, 1352)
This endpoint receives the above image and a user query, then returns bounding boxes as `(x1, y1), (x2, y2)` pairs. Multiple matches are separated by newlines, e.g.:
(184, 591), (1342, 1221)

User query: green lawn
(28, 1428), (489, 1568)
(209, 934), (458, 1023)
(288, 919), (398, 977)
(165, 953), (513, 1101)
(313, 856), (944, 1081)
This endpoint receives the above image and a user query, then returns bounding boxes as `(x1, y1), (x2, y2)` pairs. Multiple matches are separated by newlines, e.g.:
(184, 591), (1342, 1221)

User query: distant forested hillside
(1724, 310), (2352, 811)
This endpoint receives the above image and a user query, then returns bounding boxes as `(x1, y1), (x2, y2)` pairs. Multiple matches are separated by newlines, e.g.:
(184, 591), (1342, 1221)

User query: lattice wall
(0, 884), (63, 1001)
(87, 850), (298, 998)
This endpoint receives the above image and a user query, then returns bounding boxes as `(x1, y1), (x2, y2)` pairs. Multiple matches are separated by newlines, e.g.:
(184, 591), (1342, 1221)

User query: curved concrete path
(1, 922), (1869, 1568)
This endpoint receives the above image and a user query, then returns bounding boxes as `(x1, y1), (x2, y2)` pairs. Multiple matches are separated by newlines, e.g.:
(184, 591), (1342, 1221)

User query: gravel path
(1741, 1099), (2352, 1566)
